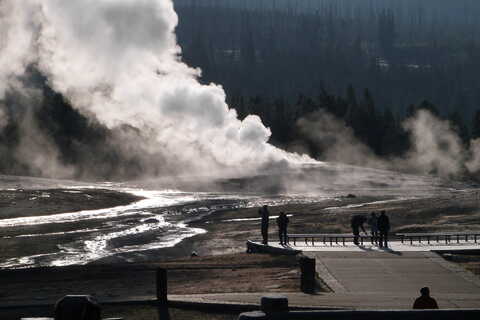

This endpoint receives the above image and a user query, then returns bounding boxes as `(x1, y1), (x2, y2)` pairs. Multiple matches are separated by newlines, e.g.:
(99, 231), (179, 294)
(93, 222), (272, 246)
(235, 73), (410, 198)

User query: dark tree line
(174, 0), (480, 119)
(229, 85), (480, 160)
(2, 1), (480, 179)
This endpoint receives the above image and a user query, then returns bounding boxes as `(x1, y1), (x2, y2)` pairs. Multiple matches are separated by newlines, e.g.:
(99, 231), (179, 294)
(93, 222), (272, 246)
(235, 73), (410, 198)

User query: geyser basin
(0, 162), (473, 269)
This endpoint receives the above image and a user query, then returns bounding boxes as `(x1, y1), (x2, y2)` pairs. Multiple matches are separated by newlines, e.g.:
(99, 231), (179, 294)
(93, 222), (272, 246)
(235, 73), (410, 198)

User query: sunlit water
(0, 164), (473, 269)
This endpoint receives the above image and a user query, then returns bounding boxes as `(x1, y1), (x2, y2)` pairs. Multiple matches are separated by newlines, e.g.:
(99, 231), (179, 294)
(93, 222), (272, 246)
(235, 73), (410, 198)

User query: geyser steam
(0, 0), (305, 179)
(296, 109), (480, 179)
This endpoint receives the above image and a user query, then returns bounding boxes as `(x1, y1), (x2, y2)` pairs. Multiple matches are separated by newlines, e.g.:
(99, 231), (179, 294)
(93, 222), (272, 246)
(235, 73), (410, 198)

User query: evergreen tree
(345, 84), (358, 128)
(417, 100), (439, 116)
(448, 111), (470, 146)
(472, 110), (480, 140)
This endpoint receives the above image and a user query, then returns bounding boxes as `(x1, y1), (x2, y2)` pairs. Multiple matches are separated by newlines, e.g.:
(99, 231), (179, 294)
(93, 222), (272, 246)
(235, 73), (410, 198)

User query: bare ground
(0, 253), (302, 306)
(101, 190), (480, 264)
(441, 253), (480, 275)
(0, 188), (141, 219)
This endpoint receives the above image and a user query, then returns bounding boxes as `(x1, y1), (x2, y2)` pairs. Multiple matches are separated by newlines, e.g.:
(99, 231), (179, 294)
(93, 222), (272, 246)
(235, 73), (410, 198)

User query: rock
(260, 295), (289, 314)
(54, 295), (101, 320)
(237, 311), (267, 320)
(346, 193), (356, 198)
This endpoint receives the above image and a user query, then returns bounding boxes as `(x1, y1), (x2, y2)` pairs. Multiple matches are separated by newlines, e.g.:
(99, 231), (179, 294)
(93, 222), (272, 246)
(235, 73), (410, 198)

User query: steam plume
(0, 0), (307, 179)
(403, 110), (466, 177)
(296, 109), (479, 179)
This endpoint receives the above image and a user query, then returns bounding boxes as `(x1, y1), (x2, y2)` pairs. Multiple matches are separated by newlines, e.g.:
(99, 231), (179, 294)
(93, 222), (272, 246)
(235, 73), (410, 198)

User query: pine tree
(345, 84), (358, 127)
(448, 111), (470, 146)
(472, 110), (480, 140)
(416, 100), (440, 117)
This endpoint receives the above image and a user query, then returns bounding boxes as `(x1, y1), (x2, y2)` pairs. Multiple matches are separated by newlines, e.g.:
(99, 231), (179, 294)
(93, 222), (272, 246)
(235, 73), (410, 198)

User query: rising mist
(0, 0), (309, 181)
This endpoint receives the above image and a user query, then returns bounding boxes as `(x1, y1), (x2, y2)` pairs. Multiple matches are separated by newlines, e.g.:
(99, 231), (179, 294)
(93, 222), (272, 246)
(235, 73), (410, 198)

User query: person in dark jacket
(377, 210), (390, 248)
(351, 214), (367, 245)
(413, 287), (439, 309)
(259, 205), (270, 245)
(367, 212), (379, 245)
(277, 212), (289, 245)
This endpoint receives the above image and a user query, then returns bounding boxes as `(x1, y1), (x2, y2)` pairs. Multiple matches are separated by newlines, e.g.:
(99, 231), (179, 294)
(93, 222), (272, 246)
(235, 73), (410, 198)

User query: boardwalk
(170, 242), (480, 309)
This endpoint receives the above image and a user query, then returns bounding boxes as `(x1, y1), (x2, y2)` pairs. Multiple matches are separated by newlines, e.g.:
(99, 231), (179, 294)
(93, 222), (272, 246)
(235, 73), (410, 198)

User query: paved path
(272, 240), (480, 252)
(168, 290), (480, 309)
(5, 241), (479, 311)
(300, 250), (480, 308)
(167, 244), (480, 310)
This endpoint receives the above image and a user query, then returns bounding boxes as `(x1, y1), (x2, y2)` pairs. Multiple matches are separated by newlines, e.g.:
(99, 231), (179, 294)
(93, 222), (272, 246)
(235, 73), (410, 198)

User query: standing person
(377, 210), (390, 248)
(277, 212), (289, 245)
(350, 214), (367, 245)
(367, 212), (378, 245)
(413, 287), (439, 309)
(259, 205), (270, 245)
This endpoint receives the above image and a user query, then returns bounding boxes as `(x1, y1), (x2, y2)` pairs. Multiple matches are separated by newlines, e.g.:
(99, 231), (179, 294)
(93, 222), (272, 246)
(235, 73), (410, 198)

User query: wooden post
(299, 256), (315, 294)
(156, 268), (168, 306)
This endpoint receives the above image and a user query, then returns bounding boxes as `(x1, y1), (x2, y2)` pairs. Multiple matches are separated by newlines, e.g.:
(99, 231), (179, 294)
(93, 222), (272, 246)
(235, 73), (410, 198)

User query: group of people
(258, 205), (440, 310)
(260, 205), (391, 248)
(259, 205), (289, 245)
(351, 210), (390, 247)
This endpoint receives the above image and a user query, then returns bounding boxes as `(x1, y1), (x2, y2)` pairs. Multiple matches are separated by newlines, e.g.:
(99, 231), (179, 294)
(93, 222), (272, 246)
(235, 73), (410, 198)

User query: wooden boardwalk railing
(287, 233), (371, 246)
(396, 231), (480, 245)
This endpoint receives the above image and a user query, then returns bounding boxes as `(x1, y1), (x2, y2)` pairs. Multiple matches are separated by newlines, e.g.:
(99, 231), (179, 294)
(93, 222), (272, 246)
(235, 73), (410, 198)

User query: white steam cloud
(0, 0), (308, 179)
(296, 109), (480, 179)
(295, 111), (385, 169)
(403, 110), (466, 177)
(466, 139), (480, 174)
(1, 0), (477, 183)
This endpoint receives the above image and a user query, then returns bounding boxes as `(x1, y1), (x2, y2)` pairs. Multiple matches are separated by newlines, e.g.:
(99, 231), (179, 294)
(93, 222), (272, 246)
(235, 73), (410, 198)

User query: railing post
(156, 268), (168, 306)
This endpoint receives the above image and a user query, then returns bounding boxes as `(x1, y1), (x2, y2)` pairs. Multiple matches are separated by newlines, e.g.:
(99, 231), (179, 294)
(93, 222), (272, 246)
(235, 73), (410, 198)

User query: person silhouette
(367, 212), (378, 245)
(277, 212), (289, 245)
(259, 205), (270, 245)
(377, 210), (390, 248)
(413, 287), (439, 309)
(351, 214), (367, 245)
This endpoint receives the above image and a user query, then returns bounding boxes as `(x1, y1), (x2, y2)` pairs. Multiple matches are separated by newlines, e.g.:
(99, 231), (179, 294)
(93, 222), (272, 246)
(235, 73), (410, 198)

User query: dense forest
(174, 0), (480, 118)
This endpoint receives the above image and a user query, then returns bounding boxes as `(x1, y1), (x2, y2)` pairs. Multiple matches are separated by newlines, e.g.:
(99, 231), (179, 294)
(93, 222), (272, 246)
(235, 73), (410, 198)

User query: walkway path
(189, 240), (478, 309)
(4, 241), (480, 311)
(301, 245), (480, 308)
(168, 290), (480, 309)
(277, 239), (480, 252)
(167, 242), (480, 310)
